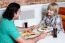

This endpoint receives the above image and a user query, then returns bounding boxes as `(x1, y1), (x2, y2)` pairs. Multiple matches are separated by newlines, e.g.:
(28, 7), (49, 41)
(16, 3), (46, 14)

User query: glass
(24, 22), (28, 28)
(52, 28), (57, 38)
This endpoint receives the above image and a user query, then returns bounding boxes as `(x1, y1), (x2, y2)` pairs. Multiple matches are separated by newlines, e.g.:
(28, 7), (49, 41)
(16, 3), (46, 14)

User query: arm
(30, 16), (46, 29)
(56, 15), (64, 32)
(6, 22), (26, 43)
(16, 37), (26, 43)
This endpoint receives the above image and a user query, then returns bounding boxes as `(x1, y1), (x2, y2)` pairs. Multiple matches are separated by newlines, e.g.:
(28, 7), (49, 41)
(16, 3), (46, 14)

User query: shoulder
(55, 14), (61, 18)
(1, 18), (14, 27)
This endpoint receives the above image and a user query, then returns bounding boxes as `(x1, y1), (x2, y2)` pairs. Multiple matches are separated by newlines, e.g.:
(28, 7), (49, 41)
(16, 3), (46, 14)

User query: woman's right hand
(30, 25), (39, 30)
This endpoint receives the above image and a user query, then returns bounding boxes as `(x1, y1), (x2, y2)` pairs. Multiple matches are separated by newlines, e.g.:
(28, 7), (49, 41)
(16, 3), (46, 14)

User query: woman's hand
(30, 25), (39, 30)
(24, 28), (32, 33)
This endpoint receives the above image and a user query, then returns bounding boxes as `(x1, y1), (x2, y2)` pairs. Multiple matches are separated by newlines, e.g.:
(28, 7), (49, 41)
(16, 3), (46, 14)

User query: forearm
(16, 37), (26, 43)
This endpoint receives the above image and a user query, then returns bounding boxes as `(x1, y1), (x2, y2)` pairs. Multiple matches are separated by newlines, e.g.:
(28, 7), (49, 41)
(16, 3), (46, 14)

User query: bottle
(24, 22), (28, 28)
(53, 27), (57, 38)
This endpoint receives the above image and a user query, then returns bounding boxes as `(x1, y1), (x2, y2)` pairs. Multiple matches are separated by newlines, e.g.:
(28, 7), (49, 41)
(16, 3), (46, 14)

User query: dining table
(36, 31), (65, 43)
(17, 26), (65, 43)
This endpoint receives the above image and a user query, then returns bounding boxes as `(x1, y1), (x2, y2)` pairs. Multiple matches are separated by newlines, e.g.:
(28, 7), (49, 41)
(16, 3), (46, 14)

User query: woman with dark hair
(0, 2), (26, 43)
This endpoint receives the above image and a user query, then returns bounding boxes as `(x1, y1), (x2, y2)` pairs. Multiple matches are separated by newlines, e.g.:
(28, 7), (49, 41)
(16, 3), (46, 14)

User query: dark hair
(2, 2), (20, 20)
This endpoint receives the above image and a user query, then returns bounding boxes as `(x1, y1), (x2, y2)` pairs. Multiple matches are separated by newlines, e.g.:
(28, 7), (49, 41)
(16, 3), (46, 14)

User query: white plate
(24, 34), (38, 39)
(37, 26), (53, 32)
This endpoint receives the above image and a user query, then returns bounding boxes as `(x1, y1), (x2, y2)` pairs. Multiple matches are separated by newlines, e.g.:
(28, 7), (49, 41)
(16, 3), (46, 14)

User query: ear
(13, 13), (17, 18)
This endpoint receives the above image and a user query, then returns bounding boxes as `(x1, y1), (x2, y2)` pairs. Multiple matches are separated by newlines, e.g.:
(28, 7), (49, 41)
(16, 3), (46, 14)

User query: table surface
(36, 31), (65, 43)
(17, 27), (65, 43)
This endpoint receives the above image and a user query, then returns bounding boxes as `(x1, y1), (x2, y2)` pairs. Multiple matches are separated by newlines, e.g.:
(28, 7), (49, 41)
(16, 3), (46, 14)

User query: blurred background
(0, 0), (65, 8)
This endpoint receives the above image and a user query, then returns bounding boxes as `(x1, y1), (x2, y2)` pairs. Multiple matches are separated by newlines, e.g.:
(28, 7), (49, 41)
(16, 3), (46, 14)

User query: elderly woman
(40, 3), (64, 32)
(31, 3), (64, 35)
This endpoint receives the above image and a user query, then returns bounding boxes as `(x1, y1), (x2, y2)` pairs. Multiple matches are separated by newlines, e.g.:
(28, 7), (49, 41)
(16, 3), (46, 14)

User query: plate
(24, 34), (38, 39)
(22, 31), (38, 39)
(37, 27), (46, 32)
(37, 26), (53, 33)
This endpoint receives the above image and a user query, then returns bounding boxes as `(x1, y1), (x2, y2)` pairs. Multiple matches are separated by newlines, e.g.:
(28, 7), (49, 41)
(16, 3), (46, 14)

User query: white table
(36, 31), (65, 43)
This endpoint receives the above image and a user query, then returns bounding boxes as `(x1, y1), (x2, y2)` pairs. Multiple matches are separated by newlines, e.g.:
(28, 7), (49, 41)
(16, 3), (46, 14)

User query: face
(48, 10), (54, 16)
(14, 9), (21, 20)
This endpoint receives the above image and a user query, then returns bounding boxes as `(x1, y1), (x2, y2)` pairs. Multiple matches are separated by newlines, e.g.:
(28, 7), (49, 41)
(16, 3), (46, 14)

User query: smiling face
(48, 10), (54, 16)
(47, 3), (58, 16)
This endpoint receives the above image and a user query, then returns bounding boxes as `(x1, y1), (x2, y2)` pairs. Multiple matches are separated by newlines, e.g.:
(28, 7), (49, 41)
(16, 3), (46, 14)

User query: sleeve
(41, 16), (46, 24)
(6, 22), (21, 40)
(39, 16), (46, 27)
(56, 15), (64, 32)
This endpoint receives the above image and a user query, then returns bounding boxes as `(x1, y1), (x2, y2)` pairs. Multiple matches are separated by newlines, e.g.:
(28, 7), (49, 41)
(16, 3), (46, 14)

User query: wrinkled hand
(34, 33), (47, 42)
(30, 25), (38, 30)
(24, 39), (35, 43)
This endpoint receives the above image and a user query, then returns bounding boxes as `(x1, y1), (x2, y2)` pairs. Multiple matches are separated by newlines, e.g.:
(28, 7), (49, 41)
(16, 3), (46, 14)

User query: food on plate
(22, 30), (36, 37)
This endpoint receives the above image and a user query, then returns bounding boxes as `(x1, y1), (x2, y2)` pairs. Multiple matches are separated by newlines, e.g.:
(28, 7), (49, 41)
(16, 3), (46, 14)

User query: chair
(58, 7), (65, 32)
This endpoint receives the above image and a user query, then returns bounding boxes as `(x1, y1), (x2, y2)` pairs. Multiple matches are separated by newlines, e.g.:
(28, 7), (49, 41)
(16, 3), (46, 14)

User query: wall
(0, 0), (65, 8)
(14, 2), (65, 27)
(14, 4), (43, 27)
